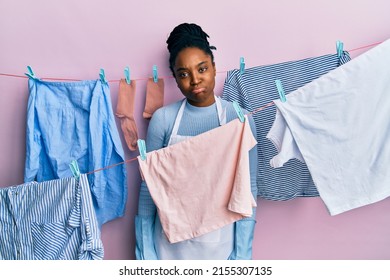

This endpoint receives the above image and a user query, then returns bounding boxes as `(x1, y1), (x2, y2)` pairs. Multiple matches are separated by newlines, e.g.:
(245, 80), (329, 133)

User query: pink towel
(138, 116), (257, 243)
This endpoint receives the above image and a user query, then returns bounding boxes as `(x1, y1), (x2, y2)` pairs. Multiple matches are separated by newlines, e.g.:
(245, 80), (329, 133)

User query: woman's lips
(192, 88), (205, 94)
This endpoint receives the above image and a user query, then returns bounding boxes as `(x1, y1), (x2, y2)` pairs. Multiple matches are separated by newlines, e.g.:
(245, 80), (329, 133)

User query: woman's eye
(178, 72), (188, 78)
(199, 67), (208, 73)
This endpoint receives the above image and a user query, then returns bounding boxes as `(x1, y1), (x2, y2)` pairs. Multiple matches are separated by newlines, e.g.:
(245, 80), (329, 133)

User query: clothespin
(239, 57), (245, 74)
(152, 65), (158, 83)
(137, 139), (147, 161)
(69, 160), (81, 180)
(124, 66), (131, 84)
(99, 68), (107, 84)
(24, 66), (40, 80)
(275, 79), (287, 103)
(232, 101), (245, 123)
(336, 40), (344, 58)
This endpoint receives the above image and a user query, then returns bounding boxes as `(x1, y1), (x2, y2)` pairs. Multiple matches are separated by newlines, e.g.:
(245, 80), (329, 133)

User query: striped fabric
(222, 52), (351, 200)
(0, 174), (103, 260)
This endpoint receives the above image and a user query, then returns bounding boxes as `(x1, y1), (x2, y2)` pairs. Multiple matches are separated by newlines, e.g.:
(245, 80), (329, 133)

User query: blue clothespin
(99, 68), (107, 84)
(275, 79), (287, 103)
(232, 101), (245, 123)
(336, 40), (344, 58)
(24, 66), (39, 80)
(137, 139), (147, 161)
(124, 66), (131, 84)
(240, 57), (245, 74)
(152, 65), (158, 83)
(69, 160), (80, 180)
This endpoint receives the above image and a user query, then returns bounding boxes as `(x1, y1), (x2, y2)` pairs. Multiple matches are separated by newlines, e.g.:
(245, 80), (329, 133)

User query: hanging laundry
(143, 77), (164, 119)
(24, 78), (127, 226)
(222, 51), (351, 200)
(136, 97), (258, 260)
(116, 79), (139, 151)
(267, 39), (390, 215)
(0, 174), (103, 260)
(137, 116), (257, 243)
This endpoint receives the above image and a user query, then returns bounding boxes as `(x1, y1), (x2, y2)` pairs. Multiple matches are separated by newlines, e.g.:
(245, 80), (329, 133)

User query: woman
(135, 23), (258, 260)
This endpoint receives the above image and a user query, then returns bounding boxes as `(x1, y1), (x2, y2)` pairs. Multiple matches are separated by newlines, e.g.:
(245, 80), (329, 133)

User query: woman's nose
(190, 72), (200, 85)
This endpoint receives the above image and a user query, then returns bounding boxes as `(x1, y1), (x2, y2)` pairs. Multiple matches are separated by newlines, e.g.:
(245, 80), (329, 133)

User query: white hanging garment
(267, 39), (390, 215)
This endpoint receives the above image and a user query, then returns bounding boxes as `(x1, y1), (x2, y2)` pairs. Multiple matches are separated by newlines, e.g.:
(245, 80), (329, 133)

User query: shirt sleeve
(24, 79), (41, 182)
(137, 107), (169, 217)
(229, 113), (258, 260)
(135, 107), (170, 260)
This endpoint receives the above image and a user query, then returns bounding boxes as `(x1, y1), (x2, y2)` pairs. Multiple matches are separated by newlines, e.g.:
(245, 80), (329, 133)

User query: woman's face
(173, 47), (216, 107)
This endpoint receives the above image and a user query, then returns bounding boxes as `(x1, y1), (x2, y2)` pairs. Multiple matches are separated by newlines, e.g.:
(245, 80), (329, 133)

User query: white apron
(154, 97), (235, 260)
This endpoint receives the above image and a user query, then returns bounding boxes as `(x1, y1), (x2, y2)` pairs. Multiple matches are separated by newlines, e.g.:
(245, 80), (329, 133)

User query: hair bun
(167, 23), (215, 53)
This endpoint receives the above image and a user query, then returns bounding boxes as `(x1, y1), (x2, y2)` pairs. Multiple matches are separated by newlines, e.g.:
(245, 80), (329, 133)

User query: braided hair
(166, 23), (216, 75)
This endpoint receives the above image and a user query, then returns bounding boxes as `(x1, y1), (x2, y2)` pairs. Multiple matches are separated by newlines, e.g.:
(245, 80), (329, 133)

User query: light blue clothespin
(275, 79), (287, 103)
(336, 40), (344, 58)
(232, 101), (245, 123)
(99, 68), (107, 84)
(239, 57), (245, 74)
(137, 139), (147, 161)
(69, 160), (80, 180)
(24, 66), (40, 80)
(124, 66), (131, 84)
(152, 65), (158, 83)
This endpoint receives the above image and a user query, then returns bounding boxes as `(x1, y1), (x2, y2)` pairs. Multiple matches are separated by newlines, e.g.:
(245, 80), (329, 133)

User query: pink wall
(1, 0), (389, 260)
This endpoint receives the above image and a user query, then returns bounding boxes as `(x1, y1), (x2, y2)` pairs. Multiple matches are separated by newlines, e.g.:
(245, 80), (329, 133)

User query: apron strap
(168, 97), (225, 146)
(215, 96), (226, 125)
(169, 99), (187, 142)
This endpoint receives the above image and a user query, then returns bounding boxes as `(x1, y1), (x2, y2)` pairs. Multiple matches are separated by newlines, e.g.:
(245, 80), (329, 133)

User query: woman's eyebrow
(176, 61), (208, 72)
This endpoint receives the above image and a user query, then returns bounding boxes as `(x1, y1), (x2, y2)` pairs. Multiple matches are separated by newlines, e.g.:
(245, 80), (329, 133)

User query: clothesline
(1, 40), (384, 178)
(84, 40), (385, 175)
(0, 41), (383, 83)
(83, 100), (277, 176)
